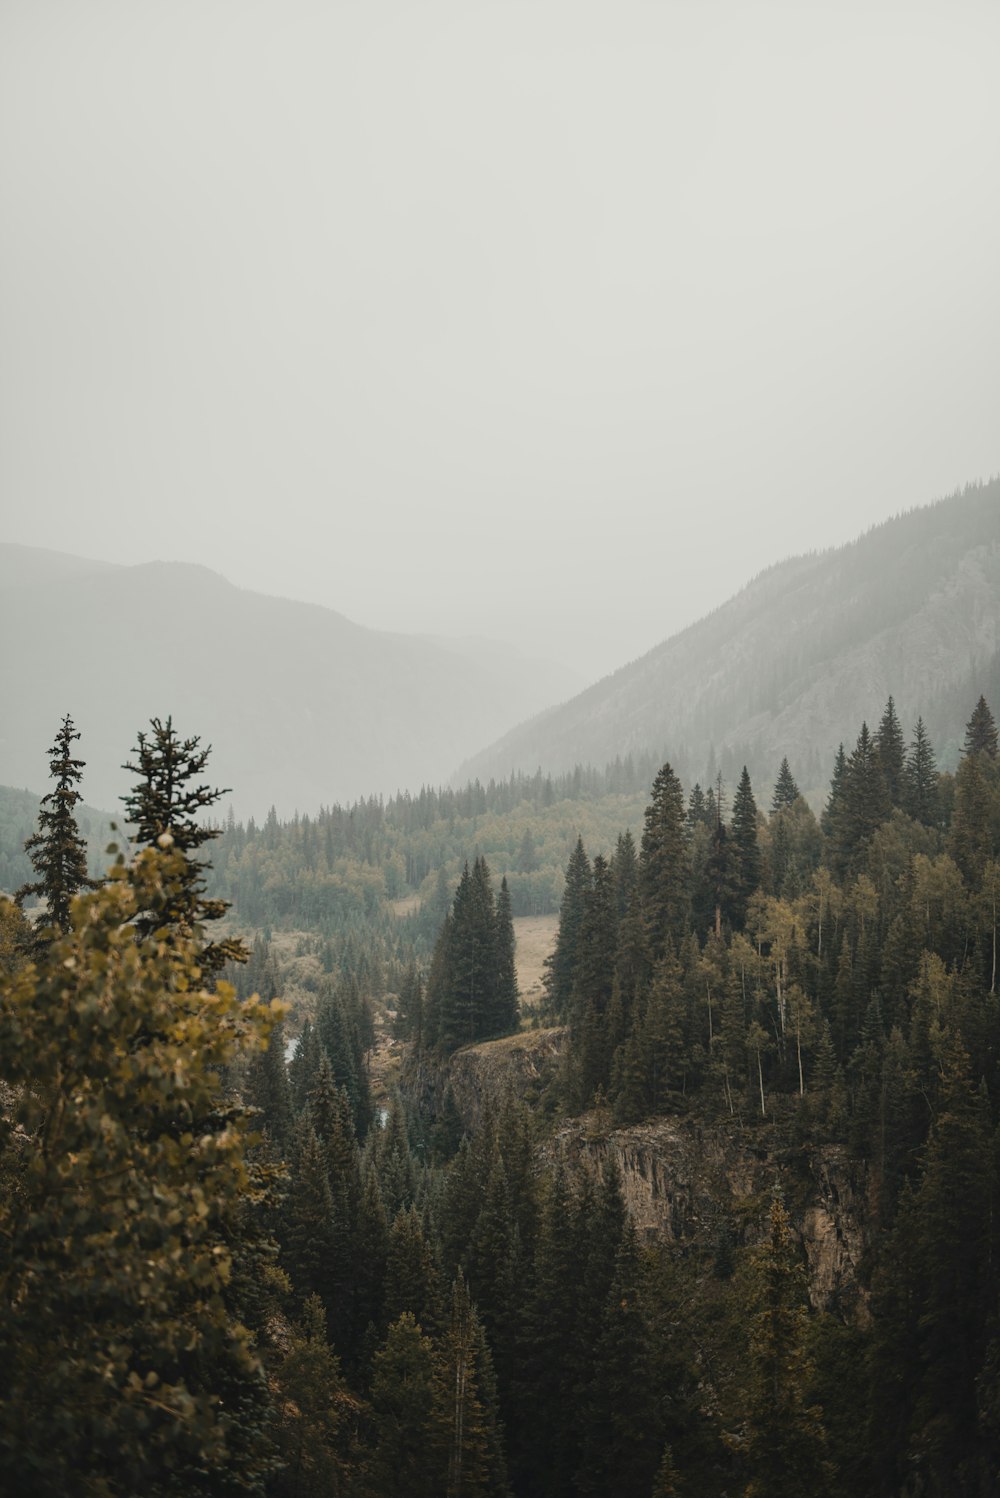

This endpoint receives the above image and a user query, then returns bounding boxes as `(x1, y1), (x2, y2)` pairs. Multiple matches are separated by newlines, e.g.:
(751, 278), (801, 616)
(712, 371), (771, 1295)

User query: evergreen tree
(640, 762), (691, 961)
(730, 766), (761, 924)
(771, 756), (800, 813)
(570, 853), (619, 1107)
(964, 694), (998, 758)
(821, 743), (850, 872)
(121, 716), (247, 974)
(494, 876), (520, 1037)
(443, 1277), (510, 1498)
(738, 1194), (834, 1497)
(369, 1313), (448, 1498)
(15, 715), (99, 934)
(246, 1016), (293, 1150)
(437, 859), (504, 1050)
(0, 846), (279, 1494)
(902, 716), (940, 826)
(543, 838), (592, 1021)
(383, 1206), (444, 1335)
(577, 1223), (662, 1498)
(843, 721), (890, 853)
(874, 695), (906, 809)
(270, 1294), (362, 1498)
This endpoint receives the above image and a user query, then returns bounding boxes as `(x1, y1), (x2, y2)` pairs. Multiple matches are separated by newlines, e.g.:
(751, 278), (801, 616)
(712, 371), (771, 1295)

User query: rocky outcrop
(549, 1113), (871, 1319)
(400, 1026), (567, 1131)
(403, 1027), (872, 1317)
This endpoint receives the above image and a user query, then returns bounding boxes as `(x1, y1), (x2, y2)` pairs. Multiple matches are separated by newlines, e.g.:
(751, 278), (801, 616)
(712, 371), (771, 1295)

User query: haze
(2, 0), (998, 678)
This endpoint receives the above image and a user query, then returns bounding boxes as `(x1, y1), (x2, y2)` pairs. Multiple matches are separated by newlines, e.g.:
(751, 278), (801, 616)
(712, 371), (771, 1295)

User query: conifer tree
(640, 761), (691, 960)
(0, 845), (280, 1493)
(902, 716), (940, 826)
(964, 694), (998, 757)
(843, 721), (890, 852)
(383, 1206), (444, 1335)
(577, 1223), (662, 1498)
(738, 1194), (834, 1497)
(369, 1313), (448, 1498)
(730, 766), (761, 924)
(494, 876), (519, 1037)
(771, 757), (800, 814)
(874, 695), (906, 808)
(121, 716), (247, 974)
(443, 1277), (510, 1498)
(16, 715), (99, 934)
(821, 743), (850, 872)
(543, 837), (592, 1021)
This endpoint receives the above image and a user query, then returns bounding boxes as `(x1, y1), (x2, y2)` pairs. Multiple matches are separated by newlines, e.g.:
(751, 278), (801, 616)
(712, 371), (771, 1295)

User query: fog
(2, 0), (998, 678)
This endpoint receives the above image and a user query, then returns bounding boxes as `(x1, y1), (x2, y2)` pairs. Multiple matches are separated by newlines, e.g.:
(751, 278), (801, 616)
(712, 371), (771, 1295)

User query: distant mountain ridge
(456, 482), (1000, 796)
(0, 546), (580, 817)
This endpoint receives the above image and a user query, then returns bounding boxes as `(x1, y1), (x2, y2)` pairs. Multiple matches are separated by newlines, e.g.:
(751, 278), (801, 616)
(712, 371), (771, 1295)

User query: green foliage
(735, 1195), (835, 1498)
(0, 845), (282, 1495)
(122, 716), (248, 974)
(15, 715), (99, 934)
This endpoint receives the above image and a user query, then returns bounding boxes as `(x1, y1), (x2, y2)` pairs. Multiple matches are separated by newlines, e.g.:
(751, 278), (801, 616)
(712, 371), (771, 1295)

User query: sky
(2, 0), (999, 680)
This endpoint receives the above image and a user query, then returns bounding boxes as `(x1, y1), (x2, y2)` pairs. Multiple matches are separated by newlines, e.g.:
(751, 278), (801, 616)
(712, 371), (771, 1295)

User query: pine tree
(246, 1016), (293, 1150)
(570, 853), (619, 1107)
(820, 743), (849, 866)
(121, 716), (247, 974)
(771, 757), (800, 814)
(738, 1194), (835, 1497)
(874, 695), (906, 809)
(369, 1313), (448, 1498)
(270, 1294), (362, 1498)
(902, 716), (940, 827)
(843, 721), (890, 853)
(543, 838), (592, 1021)
(0, 845), (280, 1493)
(640, 762), (691, 961)
(730, 766), (761, 925)
(16, 715), (99, 934)
(577, 1223), (662, 1498)
(494, 876), (519, 1036)
(443, 1277), (510, 1498)
(964, 694), (998, 758)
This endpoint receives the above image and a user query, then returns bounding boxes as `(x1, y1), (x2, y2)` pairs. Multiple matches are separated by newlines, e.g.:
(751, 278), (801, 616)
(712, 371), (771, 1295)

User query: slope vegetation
(458, 481), (1000, 795)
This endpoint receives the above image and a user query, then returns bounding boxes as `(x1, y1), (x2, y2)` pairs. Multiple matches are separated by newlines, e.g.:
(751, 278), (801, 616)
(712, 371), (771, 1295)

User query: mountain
(0, 547), (580, 817)
(456, 481), (1000, 796)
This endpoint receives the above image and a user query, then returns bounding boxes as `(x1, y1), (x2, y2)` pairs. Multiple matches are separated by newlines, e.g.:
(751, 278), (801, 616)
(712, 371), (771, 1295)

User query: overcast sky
(3, 0), (998, 679)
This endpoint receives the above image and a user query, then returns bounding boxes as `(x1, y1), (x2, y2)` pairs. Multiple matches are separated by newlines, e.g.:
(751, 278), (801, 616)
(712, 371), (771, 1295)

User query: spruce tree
(640, 761), (691, 961)
(738, 1194), (834, 1497)
(771, 757), (800, 814)
(0, 845), (279, 1493)
(964, 694), (998, 758)
(543, 837), (592, 1021)
(730, 766), (761, 925)
(874, 695), (906, 809)
(16, 715), (99, 934)
(494, 876), (519, 1037)
(121, 716), (247, 974)
(902, 716), (940, 826)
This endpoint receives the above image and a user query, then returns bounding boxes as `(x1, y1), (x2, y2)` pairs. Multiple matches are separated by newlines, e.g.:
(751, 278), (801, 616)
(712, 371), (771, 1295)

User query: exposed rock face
(400, 1026), (567, 1132)
(549, 1115), (871, 1320)
(411, 1028), (872, 1317)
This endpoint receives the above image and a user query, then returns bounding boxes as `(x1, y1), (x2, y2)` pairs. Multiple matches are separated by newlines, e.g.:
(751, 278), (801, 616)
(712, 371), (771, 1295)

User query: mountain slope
(0, 548), (578, 816)
(457, 481), (1000, 794)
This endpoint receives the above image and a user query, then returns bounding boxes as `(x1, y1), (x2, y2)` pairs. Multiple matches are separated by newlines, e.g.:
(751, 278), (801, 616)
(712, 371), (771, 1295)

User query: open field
(512, 914), (559, 1012)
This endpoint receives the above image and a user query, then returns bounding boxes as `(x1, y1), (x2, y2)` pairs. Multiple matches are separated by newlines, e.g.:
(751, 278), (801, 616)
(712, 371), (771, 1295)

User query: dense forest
(2, 695), (1000, 1495)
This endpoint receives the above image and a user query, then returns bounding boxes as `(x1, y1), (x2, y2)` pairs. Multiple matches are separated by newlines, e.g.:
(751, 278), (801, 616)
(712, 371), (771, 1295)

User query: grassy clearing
(513, 914), (559, 1012)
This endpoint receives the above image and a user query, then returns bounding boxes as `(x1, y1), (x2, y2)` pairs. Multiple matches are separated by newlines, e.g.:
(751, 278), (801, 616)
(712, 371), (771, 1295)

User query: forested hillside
(3, 691), (1000, 1494)
(459, 481), (1000, 797)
